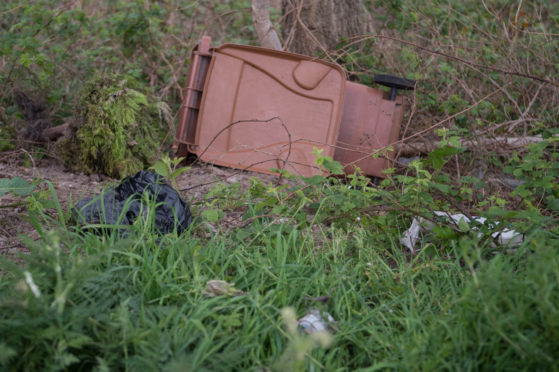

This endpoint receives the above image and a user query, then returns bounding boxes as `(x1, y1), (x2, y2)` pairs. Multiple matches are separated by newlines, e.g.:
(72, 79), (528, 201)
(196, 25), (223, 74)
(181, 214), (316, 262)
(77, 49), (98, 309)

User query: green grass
(0, 187), (557, 371)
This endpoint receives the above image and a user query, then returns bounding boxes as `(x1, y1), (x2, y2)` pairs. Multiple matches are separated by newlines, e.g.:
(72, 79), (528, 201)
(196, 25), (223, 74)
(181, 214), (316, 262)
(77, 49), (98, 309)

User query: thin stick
(193, 116), (292, 171)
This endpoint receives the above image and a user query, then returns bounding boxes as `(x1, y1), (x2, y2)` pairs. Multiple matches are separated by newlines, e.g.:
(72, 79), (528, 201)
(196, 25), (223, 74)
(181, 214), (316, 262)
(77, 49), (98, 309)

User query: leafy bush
(0, 0), (258, 134)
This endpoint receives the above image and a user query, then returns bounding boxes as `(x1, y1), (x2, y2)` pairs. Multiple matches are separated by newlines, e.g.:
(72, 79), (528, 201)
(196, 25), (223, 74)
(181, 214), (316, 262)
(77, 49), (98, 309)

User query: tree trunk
(281, 0), (362, 56)
(252, 0), (283, 50)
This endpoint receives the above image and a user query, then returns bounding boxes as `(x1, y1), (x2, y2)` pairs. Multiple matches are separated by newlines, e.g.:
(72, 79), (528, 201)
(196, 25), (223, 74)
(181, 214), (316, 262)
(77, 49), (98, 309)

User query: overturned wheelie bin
(174, 36), (414, 178)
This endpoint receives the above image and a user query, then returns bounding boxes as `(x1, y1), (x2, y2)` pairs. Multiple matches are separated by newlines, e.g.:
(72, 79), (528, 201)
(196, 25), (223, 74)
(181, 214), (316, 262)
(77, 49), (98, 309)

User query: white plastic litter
(400, 211), (524, 254)
(298, 308), (336, 334)
(24, 271), (41, 298)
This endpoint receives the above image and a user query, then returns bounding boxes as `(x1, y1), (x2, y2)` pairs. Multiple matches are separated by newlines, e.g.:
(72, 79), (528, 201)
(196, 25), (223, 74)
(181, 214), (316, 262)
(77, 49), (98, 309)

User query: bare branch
(397, 135), (553, 156)
(338, 35), (558, 87)
(40, 121), (72, 142)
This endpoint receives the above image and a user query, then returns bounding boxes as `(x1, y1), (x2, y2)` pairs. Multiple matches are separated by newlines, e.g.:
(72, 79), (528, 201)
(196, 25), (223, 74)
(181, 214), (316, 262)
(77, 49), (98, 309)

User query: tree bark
(252, 0), (283, 50)
(281, 0), (362, 56)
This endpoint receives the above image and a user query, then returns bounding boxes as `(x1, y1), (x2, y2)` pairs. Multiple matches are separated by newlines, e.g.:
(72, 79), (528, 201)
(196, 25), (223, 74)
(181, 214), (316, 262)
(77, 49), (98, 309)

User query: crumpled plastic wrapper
(298, 308), (337, 334)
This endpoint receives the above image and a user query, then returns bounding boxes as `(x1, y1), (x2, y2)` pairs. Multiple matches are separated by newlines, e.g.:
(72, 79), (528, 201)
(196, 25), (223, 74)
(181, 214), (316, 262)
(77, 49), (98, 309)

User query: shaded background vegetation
(2, 0), (557, 144)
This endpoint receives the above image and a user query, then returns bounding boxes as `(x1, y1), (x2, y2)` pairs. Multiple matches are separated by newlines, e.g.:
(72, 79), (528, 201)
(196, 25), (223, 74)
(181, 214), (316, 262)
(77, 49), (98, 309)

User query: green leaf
(202, 209), (220, 222)
(324, 159), (345, 175)
(546, 197), (559, 212)
(56, 352), (79, 368)
(457, 217), (470, 232)
(0, 177), (36, 197)
(448, 136), (462, 148)
(301, 175), (326, 186)
(170, 166), (191, 180)
(432, 225), (456, 240)
(67, 335), (93, 348)
(431, 182), (452, 193)
(150, 161), (169, 178)
(0, 342), (16, 366)
(427, 146), (457, 170)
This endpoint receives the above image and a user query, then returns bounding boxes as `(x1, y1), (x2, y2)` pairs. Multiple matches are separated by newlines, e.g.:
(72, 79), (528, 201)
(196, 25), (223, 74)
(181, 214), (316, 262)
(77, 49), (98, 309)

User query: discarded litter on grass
(298, 308), (337, 334)
(203, 280), (246, 297)
(73, 170), (192, 235)
(401, 211), (524, 253)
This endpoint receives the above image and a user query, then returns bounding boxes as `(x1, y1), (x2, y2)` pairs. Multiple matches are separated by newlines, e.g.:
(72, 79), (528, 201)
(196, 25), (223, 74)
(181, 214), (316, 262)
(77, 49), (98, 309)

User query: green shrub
(57, 74), (172, 178)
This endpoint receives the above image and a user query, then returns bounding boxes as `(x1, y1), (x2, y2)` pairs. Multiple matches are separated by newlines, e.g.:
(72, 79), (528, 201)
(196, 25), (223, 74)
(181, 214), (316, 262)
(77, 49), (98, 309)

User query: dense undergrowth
(1, 0), (559, 370)
(0, 170), (558, 370)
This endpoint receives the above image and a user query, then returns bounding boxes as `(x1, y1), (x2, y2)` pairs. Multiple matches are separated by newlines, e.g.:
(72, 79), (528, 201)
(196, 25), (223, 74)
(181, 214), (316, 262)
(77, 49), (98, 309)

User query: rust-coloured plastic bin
(334, 81), (405, 176)
(174, 37), (411, 178)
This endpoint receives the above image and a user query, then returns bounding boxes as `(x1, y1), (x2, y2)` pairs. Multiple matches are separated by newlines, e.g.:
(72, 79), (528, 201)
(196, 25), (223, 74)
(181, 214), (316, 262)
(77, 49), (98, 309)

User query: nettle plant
(504, 135), (559, 215)
(0, 177), (60, 214)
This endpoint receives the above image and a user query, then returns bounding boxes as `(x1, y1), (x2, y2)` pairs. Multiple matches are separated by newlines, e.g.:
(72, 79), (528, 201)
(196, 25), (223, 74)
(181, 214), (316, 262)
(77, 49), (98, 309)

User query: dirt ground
(0, 157), (285, 260)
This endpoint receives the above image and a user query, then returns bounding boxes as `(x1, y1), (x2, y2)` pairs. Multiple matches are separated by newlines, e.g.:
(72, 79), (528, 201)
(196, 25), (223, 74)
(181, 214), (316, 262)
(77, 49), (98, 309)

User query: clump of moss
(58, 75), (172, 178)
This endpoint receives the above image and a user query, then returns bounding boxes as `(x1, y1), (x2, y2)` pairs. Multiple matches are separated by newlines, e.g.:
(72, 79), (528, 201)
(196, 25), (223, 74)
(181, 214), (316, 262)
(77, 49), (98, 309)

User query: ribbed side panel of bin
(334, 81), (405, 178)
(174, 36), (213, 158)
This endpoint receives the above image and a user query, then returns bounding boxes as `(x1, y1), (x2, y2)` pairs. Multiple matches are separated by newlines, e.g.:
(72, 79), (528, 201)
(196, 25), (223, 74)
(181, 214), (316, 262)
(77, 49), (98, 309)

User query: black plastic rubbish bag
(73, 171), (192, 235)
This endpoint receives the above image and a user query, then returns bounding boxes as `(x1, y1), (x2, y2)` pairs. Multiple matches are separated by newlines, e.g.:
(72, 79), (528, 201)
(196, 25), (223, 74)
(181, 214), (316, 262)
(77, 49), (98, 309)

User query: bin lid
(191, 44), (346, 177)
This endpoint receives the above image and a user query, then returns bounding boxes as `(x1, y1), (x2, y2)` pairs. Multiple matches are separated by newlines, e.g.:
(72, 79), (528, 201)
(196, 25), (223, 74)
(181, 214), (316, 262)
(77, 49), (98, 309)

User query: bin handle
(373, 74), (415, 101)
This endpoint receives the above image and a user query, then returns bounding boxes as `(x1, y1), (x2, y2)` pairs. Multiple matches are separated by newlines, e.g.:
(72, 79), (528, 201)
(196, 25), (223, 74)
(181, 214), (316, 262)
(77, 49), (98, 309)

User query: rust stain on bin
(175, 37), (409, 178)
